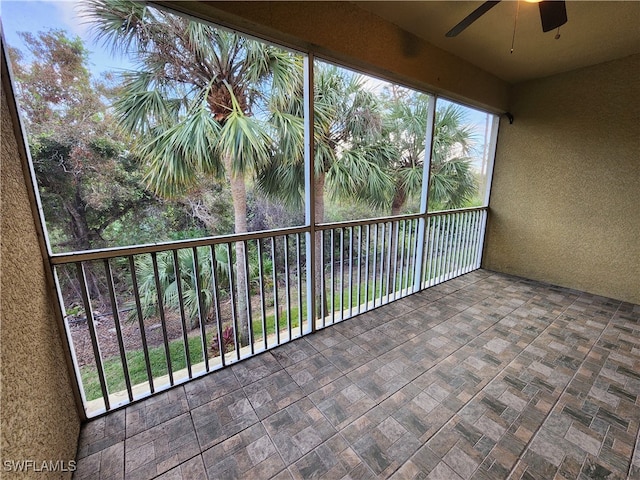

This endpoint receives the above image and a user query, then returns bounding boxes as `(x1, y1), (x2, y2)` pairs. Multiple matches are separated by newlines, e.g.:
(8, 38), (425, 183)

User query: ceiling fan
(445, 0), (568, 37)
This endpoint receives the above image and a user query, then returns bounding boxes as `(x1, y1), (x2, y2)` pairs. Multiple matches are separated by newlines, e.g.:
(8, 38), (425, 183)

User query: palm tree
(260, 63), (395, 316)
(134, 247), (229, 329)
(86, 0), (299, 343)
(383, 88), (477, 214)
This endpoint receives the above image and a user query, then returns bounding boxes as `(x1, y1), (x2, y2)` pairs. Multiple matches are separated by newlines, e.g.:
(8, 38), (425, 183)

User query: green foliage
(85, 0), (305, 344)
(8, 29), (159, 253)
(381, 88), (478, 213)
(133, 247), (230, 327)
(85, 0), (299, 198)
(131, 243), (274, 325)
(429, 104), (478, 210)
(260, 63), (395, 217)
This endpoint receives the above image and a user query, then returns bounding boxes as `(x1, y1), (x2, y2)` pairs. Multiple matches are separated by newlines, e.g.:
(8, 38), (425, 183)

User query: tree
(260, 63), (395, 315)
(85, 0), (299, 341)
(8, 30), (154, 254)
(263, 63), (393, 221)
(134, 247), (228, 329)
(429, 103), (478, 210)
(383, 88), (477, 214)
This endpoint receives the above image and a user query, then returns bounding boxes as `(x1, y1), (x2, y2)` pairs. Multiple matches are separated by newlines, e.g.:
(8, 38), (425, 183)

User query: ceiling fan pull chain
(555, 26), (561, 40)
(510, 0), (521, 54)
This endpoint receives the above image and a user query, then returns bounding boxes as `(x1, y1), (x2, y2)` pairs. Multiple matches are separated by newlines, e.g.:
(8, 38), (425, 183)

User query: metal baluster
(442, 215), (452, 283)
(452, 213), (462, 278)
(76, 262), (110, 411)
(445, 213), (456, 280)
(103, 259), (133, 401)
(226, 243), (240, 361)
(348, 227), (354, 318)
(457, 212), (467, 277)
(356, 226), (362, 314)
(339, 227), (344, 321)
(151, 252), (174, 386)
(320, 230), (326, 327)
(284, 235), (292, 340)
(454, 213), (463, 278)
(271, 236), (279, 346)
(390, 220), (400, 301)
(296, 233), (303, 337)
(430, 216), (439, 287)
(242, 240), (254, 356)
(469, 211), (479, 272)
(440, 215), (449, 281)
(428, 216), (436, 285)
(457, 213), (468, 275)
(437, 215), (447, 285)
(257, 239), (267, 351)
(421, 218), (430, 289)
(372, 223), (378, 307)
(405, 219), (414, 294)
(379, 222), (387, 303)
(398, 220), (407, 295)
(193, 248), (211, 371)
(171, 250), (192, 379)
(128, 256), (154, 393)
(363, 224), (371, 311)
(410, 219), (420, 293)
(384, 222), (392, 303)
(208, 246), (222, 369)
(460, 212), (473, 275)
(330, 228), (335, 324)
(425, 217), (434, 287)
(377, 223), (383, 304)
(476, 210), (488, 269)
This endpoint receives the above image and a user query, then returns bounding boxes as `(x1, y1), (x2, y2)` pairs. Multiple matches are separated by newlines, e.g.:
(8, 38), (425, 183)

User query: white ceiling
(354, 1), (640, 84)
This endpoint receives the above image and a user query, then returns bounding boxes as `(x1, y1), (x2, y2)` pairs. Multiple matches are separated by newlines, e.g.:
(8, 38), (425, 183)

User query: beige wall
(1, 57), (80, 476)
(484, 54), (640, 304)
(159, 1), (509, 112)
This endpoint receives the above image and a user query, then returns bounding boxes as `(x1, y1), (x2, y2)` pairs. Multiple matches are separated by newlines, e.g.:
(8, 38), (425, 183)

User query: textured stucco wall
(158, 1), (510, 112)
(1, 73), (80, 475)
(484, 54), (640, 304)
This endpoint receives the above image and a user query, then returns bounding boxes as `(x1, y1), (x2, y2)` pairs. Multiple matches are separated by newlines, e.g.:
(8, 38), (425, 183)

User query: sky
(1, 0), (132, 73)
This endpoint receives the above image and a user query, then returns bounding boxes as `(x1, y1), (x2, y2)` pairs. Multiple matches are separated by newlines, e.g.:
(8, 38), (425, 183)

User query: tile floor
(73, 270), (640, 479)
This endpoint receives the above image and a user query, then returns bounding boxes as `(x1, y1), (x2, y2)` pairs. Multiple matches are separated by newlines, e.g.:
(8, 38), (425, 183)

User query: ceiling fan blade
(445, 1), (501, 37)
(538, 0), (567, 32)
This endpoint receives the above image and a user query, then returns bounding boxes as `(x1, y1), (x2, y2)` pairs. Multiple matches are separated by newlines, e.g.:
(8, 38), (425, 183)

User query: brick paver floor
(74, 270), (640, 479)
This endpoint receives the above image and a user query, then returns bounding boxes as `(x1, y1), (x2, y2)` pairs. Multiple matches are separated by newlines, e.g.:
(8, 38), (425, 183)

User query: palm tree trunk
(314, 173), (329, 319)
(224, 155), (250, 347)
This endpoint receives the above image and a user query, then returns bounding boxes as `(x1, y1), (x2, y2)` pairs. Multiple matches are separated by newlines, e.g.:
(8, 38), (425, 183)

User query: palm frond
(139, 104), (223, 197)
(269, 110), (304, 163)
(217, 83), (273, 175)
(429, 156), (477, 209)
(83, 0), (151, 55)
(113, 71), (176, 134)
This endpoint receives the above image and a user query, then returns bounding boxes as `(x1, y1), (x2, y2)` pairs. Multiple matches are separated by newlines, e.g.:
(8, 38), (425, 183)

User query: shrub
(210, 325), (236, 356)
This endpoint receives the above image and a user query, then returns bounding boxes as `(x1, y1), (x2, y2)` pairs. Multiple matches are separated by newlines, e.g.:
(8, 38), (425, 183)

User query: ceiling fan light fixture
(445, 0), (567, 37)
(539, 1), (568, 32)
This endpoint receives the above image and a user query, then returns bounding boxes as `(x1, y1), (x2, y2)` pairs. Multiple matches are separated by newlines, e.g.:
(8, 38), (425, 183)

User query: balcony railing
(51, 207), (487, 417)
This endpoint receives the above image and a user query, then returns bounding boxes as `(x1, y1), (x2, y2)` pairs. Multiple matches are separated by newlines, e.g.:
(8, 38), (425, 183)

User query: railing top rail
(50, 206), (487, 265)
(427, 206), (487, 216)
(317, 206), (486, 231)
(50, 225), (310, 265)
(316, 212), (423, 231)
